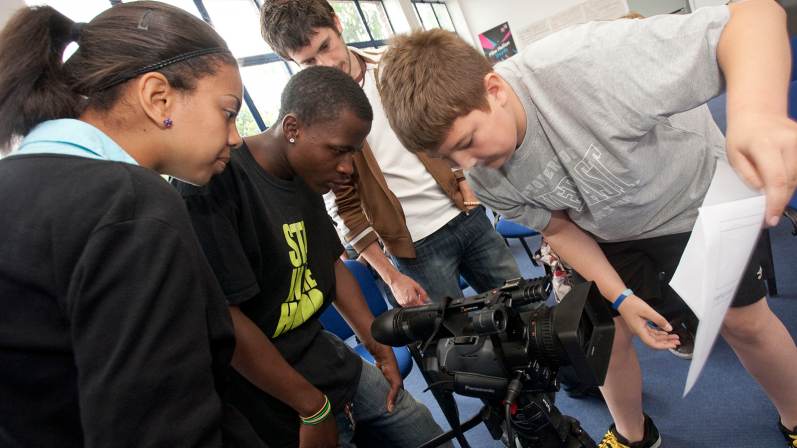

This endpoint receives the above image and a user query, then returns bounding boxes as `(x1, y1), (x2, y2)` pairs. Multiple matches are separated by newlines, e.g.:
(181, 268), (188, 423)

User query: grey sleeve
(593, 6), (730, 136)
(520, 6), (730, 139)
(466, 169), (552, 232)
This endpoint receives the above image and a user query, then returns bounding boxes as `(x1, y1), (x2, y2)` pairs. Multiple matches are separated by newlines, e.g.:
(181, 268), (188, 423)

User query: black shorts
(572, 232), (767, 319)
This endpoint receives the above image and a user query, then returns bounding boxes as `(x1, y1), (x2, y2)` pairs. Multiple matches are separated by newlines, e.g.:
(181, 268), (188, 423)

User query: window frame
(410, 0), (456, 33)
(97, 0), (394, 132)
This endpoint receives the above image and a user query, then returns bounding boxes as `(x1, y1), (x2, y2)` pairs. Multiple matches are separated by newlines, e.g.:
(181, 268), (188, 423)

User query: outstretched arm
(332, 259), (403, 412)
(541, 211), (679, 350)
(229, 306), (339, 448)
(358, 241), (429, 307)
(720, 0), (796, 226)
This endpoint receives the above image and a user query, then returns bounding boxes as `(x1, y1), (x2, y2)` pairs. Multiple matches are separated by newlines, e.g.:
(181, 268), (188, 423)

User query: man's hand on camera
(387, 272), (429, 307)
(616, 295), (680, 350)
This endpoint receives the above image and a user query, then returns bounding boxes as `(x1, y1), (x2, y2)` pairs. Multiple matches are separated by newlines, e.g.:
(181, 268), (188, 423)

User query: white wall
(0, 0), (26, 32)
(450, 0), (630, 52)
(690, 0), (730, 10)
(448, 0), (733, 55)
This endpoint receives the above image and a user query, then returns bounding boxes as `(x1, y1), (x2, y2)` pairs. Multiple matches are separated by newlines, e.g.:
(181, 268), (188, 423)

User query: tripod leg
(408, 343), (472, 448)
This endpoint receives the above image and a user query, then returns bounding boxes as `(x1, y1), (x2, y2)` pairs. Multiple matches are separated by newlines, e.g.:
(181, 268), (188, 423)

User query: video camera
(371, 278), (615, 448)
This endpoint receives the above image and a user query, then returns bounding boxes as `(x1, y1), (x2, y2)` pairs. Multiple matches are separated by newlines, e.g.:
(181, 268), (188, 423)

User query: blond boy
(378, 1), (797, 446)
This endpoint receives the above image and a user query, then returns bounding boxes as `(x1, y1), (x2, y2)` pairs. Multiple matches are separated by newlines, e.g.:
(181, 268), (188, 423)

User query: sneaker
(778, 420), (797, 447)
(598, 414), (661, 448)
(668, 323), (694, 360)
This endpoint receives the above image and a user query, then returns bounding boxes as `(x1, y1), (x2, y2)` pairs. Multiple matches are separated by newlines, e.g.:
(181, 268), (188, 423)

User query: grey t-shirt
(466, 6), (730, 242)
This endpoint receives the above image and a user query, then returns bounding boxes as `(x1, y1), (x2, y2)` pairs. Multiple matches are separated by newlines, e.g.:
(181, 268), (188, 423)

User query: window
(240, 63), (292, 128)
(356, 1), (393, 40)
(236, 102), (261, 138)
(412, 0), (455, 32)
(329, 1), (393, 46)
(25, 0), (395, 134)
(203, 0), (270, 59)
(431, 3), (455, 32)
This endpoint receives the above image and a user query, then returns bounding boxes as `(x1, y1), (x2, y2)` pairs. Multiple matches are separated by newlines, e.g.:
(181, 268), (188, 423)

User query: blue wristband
(612, 289), (633, 310)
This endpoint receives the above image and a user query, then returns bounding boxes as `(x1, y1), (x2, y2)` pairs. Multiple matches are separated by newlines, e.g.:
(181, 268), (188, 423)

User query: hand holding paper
(725, 110), (797, 227)
(670, 162), (766, 396)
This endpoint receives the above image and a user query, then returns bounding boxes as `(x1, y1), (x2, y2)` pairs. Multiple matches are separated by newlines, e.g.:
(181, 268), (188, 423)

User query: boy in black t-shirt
(175, 66), (451, 448)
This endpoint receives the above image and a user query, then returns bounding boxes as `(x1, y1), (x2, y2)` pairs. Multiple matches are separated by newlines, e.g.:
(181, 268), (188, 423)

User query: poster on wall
(514, 0), (627, 50)
(479, 22), (517, 65)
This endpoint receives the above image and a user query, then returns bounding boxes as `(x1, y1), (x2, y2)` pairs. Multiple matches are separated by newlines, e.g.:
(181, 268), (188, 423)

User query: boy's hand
(299, 417), (340, 448)
(726, 111), (797, 226)
(371, 344), (404, 413)
(616, 295), (681, 350)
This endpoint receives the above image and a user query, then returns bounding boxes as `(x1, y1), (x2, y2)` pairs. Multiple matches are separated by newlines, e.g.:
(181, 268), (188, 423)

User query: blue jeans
(335, 359), (454, 448)
(385, 207), (521, 306)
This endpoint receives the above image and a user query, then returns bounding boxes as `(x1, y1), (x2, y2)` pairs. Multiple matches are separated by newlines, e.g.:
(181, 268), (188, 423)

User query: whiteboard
(627, 0), (689, 16)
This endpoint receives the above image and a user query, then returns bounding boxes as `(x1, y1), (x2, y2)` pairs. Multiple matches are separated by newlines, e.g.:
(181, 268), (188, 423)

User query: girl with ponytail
(0, 3), (264, 447)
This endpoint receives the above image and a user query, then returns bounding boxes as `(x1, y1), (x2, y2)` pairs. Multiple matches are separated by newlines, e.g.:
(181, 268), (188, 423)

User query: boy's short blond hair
(379, 29), (493, 154)
(618, 11), (645, 19)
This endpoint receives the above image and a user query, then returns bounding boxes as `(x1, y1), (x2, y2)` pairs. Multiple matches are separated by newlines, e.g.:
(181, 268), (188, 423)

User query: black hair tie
(71, 22), (86, 43)
(95, 47), (232, 91)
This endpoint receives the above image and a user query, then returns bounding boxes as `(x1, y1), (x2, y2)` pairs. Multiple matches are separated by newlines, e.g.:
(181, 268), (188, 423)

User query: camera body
(372, 278), (615, 401)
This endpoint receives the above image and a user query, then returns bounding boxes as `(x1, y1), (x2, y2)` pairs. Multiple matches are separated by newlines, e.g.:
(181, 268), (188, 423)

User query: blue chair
(790, 36), (797, 82)
(783, 81), (797, 237)
(495, 216), (540, 266)
(785, 192), (797, 236)
(318, 260), (413, 378)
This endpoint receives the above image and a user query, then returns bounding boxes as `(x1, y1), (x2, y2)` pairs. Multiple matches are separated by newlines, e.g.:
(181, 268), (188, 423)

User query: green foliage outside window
(330, 1), (392, 43)
(331, 1), (371, 42)
(236, 103), (261, 137)
(359, 2), (393, 41)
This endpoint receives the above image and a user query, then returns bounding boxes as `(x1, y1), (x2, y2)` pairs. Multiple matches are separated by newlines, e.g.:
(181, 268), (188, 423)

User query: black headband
(95, 47), (232, 92)
(71, 22), (86, 42)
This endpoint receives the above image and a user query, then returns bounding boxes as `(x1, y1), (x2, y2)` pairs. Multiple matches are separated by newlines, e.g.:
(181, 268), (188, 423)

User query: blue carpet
(402, 216), (797, 447)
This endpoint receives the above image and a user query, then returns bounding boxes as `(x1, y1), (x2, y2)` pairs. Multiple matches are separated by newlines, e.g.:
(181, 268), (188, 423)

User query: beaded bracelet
(612, 289), (633, 310)
(464, 201), (481, 206)
(300, 396), (331, 425)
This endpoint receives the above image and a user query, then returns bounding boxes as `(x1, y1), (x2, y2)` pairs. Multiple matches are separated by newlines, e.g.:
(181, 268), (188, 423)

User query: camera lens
(525, 306), (569, 366)
(371, 305), (440, 347)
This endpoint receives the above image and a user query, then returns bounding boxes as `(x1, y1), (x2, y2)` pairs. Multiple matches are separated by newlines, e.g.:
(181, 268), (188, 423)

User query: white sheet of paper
(518, 19), (552, 49)
(548, 4), (588, 33)
(583, 0), (627, 21)
(669, 162), (765, 396)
